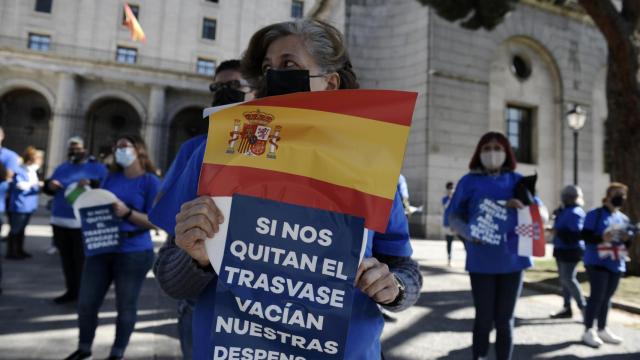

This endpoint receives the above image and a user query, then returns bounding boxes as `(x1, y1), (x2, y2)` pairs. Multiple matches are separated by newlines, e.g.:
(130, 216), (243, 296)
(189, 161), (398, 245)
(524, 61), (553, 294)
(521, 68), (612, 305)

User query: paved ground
(1, 216), (639, 359)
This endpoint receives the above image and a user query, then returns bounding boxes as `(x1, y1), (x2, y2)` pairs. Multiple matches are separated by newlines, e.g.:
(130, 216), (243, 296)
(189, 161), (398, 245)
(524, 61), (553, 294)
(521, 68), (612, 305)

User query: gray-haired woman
(151, 19), (422, 360)
(550, 185), (587, 319)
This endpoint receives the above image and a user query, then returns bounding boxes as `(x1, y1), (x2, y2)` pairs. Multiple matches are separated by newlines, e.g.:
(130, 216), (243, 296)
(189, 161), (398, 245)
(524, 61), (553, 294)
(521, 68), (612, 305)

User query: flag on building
(123, 3), (146, 42)
(509, 204), (546, 257)
(198, 90), (417, 232)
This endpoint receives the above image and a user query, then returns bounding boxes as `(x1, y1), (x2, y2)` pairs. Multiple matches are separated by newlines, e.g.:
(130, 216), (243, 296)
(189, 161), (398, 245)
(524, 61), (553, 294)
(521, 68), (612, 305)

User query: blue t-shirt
(445, 171), (532, 274)
(0, 147), (20, 213)
(553, 205), (585, 251)
(49, 159), (108, 221)
(583, 207), (629, 273)
(102, 171), (160, 253)
(150, 141), (413, 360)
(8, 165), (40, 214)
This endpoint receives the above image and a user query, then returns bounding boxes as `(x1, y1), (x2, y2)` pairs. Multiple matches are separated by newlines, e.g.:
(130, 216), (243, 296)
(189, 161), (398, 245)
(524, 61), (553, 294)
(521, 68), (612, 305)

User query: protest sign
(198, 90), (417, 359)
(74, 189), (121, 256)
(468, 198), (510, 246)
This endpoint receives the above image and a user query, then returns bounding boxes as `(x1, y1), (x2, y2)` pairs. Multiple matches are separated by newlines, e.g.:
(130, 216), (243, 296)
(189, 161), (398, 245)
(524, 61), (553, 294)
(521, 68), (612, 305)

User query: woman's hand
(355, 257), (399, 304)
(174, 196), (225, 267)
(506, 199), (525, 209)
(113, 200), (130, 218)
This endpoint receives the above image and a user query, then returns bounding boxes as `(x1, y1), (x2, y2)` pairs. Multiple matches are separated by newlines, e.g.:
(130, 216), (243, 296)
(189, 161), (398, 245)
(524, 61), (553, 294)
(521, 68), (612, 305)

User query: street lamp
(566, 104), (587, 185)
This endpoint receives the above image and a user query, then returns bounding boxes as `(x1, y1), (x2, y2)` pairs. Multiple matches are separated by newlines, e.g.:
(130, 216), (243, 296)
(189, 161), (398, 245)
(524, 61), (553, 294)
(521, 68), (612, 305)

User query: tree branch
(579, 0), (638, 93)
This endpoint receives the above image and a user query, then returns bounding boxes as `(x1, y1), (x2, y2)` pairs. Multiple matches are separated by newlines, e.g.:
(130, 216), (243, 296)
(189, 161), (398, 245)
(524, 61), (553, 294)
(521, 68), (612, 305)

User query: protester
(442, 181), (456, 266)
(6, 147), (44, 259)
(549, 185), (586, 319)
(151, 19), (422, 360)
(155, 58), (252, 360)
(64, 135), (160, 360)
(43, 137), (107, 304)
(580, 182), (632, 348)
(445, 132), (532, 360)
(0, 126), (20, 294)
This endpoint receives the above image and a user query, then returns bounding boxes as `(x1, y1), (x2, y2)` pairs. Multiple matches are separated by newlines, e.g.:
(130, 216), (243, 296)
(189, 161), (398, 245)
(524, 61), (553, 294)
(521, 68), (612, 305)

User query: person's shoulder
(2, 147), (19, 158)
(571, 206), (586, 217)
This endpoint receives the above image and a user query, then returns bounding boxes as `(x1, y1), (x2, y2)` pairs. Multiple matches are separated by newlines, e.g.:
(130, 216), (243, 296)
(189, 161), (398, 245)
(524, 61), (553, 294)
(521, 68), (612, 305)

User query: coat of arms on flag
(508, 174), (546, 257)
(226, 110), (281, 158)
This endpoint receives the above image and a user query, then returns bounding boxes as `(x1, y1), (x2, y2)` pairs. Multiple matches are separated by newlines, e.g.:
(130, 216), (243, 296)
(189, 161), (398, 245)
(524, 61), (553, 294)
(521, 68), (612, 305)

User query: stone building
(2, 0), (610, 238)
(346, 0), (609, 237)
(0, 0), (343, 173)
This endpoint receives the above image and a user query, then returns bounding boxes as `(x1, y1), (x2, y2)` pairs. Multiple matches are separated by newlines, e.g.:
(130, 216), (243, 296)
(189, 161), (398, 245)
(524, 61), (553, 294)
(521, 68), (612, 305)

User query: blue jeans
(8, 212), (31, 235)
(556, 259), (586, 309)
(77, 250), (154, 357)
(470, 271), (523, 360)
(584, 265), (621, 330)
(178, 298), (195, 360)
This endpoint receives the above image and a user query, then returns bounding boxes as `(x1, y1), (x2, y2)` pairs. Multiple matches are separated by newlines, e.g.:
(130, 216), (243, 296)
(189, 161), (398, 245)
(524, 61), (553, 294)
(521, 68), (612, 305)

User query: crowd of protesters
(0, 18), (637, 360)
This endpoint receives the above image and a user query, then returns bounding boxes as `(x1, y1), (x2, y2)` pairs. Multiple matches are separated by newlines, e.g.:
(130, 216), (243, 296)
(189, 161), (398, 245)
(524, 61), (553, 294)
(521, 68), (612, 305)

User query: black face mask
(68, 151), (86, 163)
(265, 69), (312, 97)
(212, 87), (246, 106)
(611, 195), (625, 208)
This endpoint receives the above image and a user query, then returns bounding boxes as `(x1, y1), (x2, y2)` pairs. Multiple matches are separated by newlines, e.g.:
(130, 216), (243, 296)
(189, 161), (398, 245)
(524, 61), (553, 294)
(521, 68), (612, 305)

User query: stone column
(47, 73), (78, 176)
(145, 85), (166, 170)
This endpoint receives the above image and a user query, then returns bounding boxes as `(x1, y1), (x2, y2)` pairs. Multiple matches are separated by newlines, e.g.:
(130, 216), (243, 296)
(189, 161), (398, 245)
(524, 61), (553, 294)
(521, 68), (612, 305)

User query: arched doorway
(0, 89), (51, 168)
(167, 107), (206, 166)
(85, 98), (142, 159)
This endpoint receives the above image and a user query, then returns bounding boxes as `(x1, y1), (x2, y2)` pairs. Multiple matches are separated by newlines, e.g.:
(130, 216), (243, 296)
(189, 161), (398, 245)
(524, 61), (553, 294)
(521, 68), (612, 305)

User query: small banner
(79, 204), (121, 256)
(468, 198), (510, 246)
(73, 189), (120, 256)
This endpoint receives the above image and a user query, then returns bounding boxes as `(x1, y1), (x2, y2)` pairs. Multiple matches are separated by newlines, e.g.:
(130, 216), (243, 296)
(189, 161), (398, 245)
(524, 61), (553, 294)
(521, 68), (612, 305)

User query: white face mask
(27, 163), (41, 172)
(115, 148), (137, 168)
(480, 150), (506, 170)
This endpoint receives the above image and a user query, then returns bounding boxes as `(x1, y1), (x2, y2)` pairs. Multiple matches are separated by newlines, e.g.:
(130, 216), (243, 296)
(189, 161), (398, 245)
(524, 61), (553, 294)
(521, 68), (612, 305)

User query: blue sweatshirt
(582, 206), (630, 273)
(445, 171), (532, 274)
(8, 165), (40, 214)
(0, 147), (20, 213)
(48, 159), (108, 228)
(102, 171), (160, 253)
(150, 141), (413, 360)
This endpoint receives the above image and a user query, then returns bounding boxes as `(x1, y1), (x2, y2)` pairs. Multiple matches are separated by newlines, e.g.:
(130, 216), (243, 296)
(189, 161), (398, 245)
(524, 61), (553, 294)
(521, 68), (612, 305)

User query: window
(28, 33), (51, 51)
(196, 58), (216, 75)
(122, 4), (140, 25)
(291, 0), (304, 18)
(116, 46), (137, 64)
(505, 105), (534, 164)
(202, 18), (217, 40)
(35, 0), (53, 13)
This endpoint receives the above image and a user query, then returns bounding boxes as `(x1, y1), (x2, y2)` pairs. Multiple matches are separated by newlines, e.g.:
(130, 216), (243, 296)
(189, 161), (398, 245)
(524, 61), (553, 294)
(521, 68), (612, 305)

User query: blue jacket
(150, 140), (413, 360)
(582, 206), (630, 273)
(445, 171), (532, 274)
(0, 147), (20, 213)
(8, 165), (40, 214)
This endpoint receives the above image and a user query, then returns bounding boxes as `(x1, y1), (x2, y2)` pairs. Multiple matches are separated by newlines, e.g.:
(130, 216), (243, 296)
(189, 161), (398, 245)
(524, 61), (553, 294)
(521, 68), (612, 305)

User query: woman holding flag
(445, 132), (532, 360)
(151, 19), (422, 360)
(580, 183), (632, 348)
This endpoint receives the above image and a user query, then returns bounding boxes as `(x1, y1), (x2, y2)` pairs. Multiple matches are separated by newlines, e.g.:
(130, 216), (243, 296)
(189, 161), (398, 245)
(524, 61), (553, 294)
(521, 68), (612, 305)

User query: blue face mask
(115, 148), (137, 168)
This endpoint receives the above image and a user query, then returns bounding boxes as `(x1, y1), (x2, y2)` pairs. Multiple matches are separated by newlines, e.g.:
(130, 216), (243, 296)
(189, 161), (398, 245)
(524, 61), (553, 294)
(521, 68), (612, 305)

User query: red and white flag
(597, 243), (628, 261)
(510, 204), (546, 257)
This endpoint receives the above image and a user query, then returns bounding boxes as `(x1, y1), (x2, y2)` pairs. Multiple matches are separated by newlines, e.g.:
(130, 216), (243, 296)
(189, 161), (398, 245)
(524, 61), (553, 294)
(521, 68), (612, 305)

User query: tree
(418, 0), (640, 274)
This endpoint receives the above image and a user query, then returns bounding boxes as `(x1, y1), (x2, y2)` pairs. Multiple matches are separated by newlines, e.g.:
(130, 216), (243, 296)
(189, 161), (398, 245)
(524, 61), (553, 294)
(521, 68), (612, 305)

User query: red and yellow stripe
(198, 90), (417, 232)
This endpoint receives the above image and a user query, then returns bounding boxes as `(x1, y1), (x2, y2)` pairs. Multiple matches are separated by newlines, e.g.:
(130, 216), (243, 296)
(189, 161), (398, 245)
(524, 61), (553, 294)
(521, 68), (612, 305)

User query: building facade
(0, 0), (342, 174)
(346, 0), (609, 237)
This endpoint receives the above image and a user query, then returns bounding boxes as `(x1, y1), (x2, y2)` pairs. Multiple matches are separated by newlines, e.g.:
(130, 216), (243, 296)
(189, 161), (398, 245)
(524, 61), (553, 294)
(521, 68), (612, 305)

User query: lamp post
(566, 105), (587, 185)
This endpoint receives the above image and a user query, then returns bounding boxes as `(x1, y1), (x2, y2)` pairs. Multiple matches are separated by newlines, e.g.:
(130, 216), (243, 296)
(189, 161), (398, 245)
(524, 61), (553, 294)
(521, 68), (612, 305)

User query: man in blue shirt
(0, 126), (20, 295)
(43, 136), (107, 304)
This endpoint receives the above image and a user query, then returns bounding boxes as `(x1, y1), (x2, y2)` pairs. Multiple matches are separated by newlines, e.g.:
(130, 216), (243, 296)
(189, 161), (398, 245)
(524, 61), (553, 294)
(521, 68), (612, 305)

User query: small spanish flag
(123, 3), (146, 42)
(198, 90), (417, 232)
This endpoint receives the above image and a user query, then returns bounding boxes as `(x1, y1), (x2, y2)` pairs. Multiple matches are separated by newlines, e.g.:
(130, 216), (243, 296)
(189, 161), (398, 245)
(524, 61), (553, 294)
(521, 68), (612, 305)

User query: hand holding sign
(175, 196), (225, 267)
(355, 258), (399, 305)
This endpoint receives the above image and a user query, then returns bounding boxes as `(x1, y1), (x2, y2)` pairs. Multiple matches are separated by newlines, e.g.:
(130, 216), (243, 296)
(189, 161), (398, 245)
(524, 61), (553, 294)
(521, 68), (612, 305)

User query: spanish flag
(198, 90), (417, 232)
(123, 3), (146, 42)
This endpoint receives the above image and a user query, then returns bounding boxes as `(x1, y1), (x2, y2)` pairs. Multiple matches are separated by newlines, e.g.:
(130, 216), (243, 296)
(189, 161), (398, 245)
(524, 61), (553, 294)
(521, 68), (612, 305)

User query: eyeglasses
(209, 79), (251, 93)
